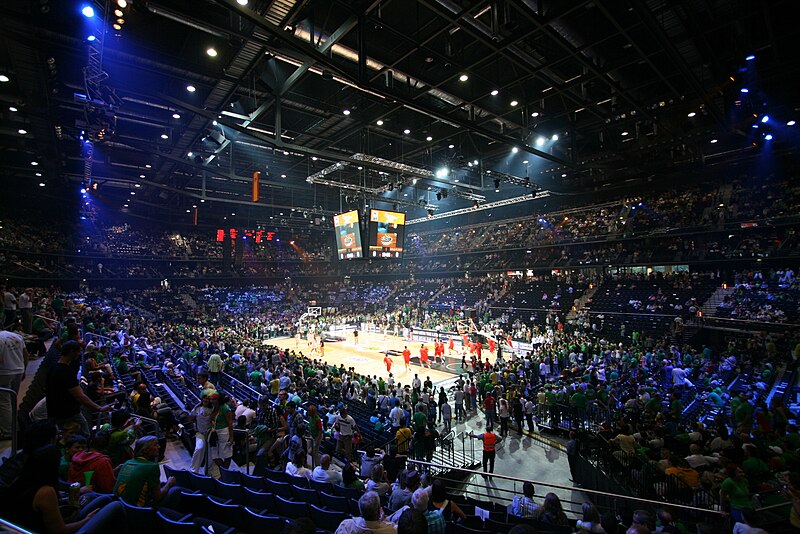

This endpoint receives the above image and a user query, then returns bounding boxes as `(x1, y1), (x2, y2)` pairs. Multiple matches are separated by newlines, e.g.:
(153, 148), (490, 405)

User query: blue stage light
(740, 88), (749, 93)
(761, 115), (769, 123)
(81, 5), (95, 18)
(87, 35), (96, 42)
(745, 55), (755, 61)
(765, 134), (773, 140)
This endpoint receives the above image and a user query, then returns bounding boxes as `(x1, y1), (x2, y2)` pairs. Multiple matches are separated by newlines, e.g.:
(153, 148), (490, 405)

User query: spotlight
(30, 161), (38, 166)
(710, 139), (718, 144)
(761, 115), (769, 123)
(117, 0), (127, 7)
(173, 113), (181, 119)
(39, 182), (46, 187)
(426, 136), (433, 142)
(9, 106), (17, 112)
(512, 147), (519, 153)
(187, 152), (193, 157)
(186, 85), (196, 92)
(160, 133), (169, 139)
(81, 5), (94, 18)
(237, 0), (248, 4)
(87, 35), (96, 42)
(0, 75), (9, 83)
(412, 178), (418, 184)
(18, 129), (27, 135)
(745, 54), (755, 61)
(510, 100), (518, 107)
(342, 109), (350, 115)
(459, 74), (469, 82)
(139, 174), (145, 178)
(740, 88), (749, 93)
(113, 24), (121, 30)
(788, 121), (796, 126)
(80, 188), (87, 194)
(535, 137), (546, 147)
(114, 9), (123, 17)
(435, 167), (449, 178)
(35, 172), (41, 177)
(687, 112), (696, 117)
(290, 240), (295, 245)
(531, 112), (539, 117)
(448, 144), (455, 149)
(403, 129), (411, 134)
(134, 183), (141, 188)
(765, 134), (773, 140)
(551, 134), (559, 141)
(207, 48), (218, 57)
(490, 89), (499, 96)
(621, 131), (629, 136)
(376, 120), (384, 126)
(116, 18), (124, 25)
(124, 204), (128, 208)
(473, 160), (478, 165)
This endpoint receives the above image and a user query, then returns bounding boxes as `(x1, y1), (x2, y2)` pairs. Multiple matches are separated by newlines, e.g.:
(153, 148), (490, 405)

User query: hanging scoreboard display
(368, 209), (406, 258)
(333, 210), (363, 260)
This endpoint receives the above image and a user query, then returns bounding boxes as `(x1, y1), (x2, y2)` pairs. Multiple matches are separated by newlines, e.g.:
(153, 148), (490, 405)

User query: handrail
(0, 517), (35, 534)
(405, 459), (725, 516)
(0, 387), (18, 456)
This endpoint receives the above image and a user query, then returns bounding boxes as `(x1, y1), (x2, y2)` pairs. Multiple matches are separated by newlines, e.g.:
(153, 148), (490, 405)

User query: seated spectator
(429, 479), (466, 522)
(509, 481), (539, 518)
(68, 430), (115, 494)
(360, 446), (385, 479)
(342, 462), (365, 491)
(411, 487), (446, 533)
(576, 502), (606, 533)
(113, 436), (178, 507)
(530, 492), (569, 526)
(366, 465), (390, 496)
(312, 454), (343, 485)
(388, 470), (419, 511)
(335, 491), (397, 534)
(285, 456), (313, 480)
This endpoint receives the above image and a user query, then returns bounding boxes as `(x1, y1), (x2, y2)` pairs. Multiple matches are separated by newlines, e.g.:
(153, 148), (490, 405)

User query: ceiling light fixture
(237, 0), (248, 4)
(35, 172), (42, 177)
(112, 24), (121, 31)
(186, 85), (196, 92)
(621, 131), (629, 136)
(710, 139), (718, 143)
(510, 100), (518, 107)
(788, 120), (796, 126)
(9, 106), (17, 112)
(117, 0), (127, 7)
(535, 137), (546, 147)
(207, 48), (218, 57)
(39, 182), (45, 187)
(403, 129), (411, 134)
(172, 113), (181, 119)
(18, 129), (27, 135)
(551, 134), (559, 141)
(490, 89), (499, 96)
(81, 5), (94, 18)
(448, 144), (455, 149)
(0, 75), (9, 83)
(342, 109), (350, 115)
(160, 133), (169, 139)
(376, 120), (384, 126)
(30, 161), (38, 166)
(114, 9), (123, 17)
(511, 147), (519, 153)
(531, 112), (539, 117)
(426, 136), (433, 141)
(687, 112), (696, 117)
(459, 74), (469, 82)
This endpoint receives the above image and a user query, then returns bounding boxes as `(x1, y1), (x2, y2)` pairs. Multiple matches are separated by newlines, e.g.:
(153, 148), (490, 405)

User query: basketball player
(384, 353), (393, 374)
(419, 344), (430, 368)
(402, 346), (411, 371)
(353, 327), (359, 346)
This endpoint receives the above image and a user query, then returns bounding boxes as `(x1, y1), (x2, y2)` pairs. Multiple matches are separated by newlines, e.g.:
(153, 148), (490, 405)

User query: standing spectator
(454, 387), (465, 421)
(18, 288), (33, 334)
(0, 330), (28, 439)
(483, 390), (496, 431)
(307, 404), (323, 468)
(524, 396), (536, 432)
(207, 391), (234, 477)
(206, 352), (224, 385)
(2, 285), (17, 329)
(334, 406), (358, 461)
(46, 340), (112, 435)
(440, 398), (452, 433)
(470, 429), (502, 475)
(498, 397), (511, 437)
(566, 431), (580, 482)
(188, 392), (213, 473)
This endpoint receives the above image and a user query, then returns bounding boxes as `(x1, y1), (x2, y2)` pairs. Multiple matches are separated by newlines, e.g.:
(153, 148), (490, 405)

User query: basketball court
(269, 329), (489, 388)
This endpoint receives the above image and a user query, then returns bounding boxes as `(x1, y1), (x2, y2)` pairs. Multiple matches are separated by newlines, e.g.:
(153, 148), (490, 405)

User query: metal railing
(0, 517), (35, 534)
(406, 459), (725, 520)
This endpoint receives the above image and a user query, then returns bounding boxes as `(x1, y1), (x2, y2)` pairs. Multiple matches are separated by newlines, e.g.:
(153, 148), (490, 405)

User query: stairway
(566, 285), (598, 320)
(424, 282), (452, 306)
(700, 286), (734, 317)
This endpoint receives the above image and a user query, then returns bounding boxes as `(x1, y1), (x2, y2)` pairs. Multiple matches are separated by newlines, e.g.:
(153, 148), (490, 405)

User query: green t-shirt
(114, 457), (161, 507)
(721, 477), (752, 510)
(571, 392), (587, 409)
(250, 371), (263, 388)
(413, 411), (427, 432)
(214, 403), (232, 430)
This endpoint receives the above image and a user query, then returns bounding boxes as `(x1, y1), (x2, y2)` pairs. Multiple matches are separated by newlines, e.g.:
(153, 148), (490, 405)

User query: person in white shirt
(18, 288), (33, 334)
(335, 491), (396, 534)
(234, 399), (256, 427)
(311, 454), (343, 485)
(334, 406), (359, 461)
(285, 457), (313, 479)
(2, 286), (17, 329)
(0, 330), (29, 438)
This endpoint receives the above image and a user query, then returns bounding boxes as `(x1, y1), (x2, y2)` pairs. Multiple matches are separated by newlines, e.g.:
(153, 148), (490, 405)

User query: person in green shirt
(208, 391), (235, 471)
(720, 465), (752, 524)
(249, 369), (263, 390)
(114, 436), (176, 507)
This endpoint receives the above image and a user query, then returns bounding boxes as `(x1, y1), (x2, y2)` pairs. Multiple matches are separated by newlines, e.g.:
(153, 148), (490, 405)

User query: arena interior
(1, 0), (800, 533)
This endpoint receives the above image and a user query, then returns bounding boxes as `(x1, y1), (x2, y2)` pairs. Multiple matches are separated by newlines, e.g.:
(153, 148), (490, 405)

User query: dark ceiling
(1, 0), (798, 230)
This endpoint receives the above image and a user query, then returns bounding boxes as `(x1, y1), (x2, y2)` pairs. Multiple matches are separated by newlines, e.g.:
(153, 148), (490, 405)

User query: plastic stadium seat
(119, 500), (157, 533)
(319, 491), (349, 512)
(309, 504), (348, 532)
(178, 492), (210, 517)
(163, 465), (192, 488)
(264, 467), (287, 482)
(206, 499), (245, 529)
(265, 478), (293, 499)
(332, 485), (362, 500)
(189, 472), (216, 494)
(242, 488), (275, 514)
(155, 510), (196, 534)
(309, 479), (335, 494)
(484, 519), (514, 533)
(242, 508), (285, 534)
(241, 472), (268, 491)
(274, 494), (307, 519)
(219, 466), (241, 485)
(290, 485), (321, 506)
(454, 524), (490, 534)
(286, 473), (310, 488)
(214, 479), (243, 502)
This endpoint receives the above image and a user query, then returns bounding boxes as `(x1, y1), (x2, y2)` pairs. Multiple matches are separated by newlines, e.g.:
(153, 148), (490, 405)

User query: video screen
(368, 209), (406, 259)
(333, 210), (363, 260)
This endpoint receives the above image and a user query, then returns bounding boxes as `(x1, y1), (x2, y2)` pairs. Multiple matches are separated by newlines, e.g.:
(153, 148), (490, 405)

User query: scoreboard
(368, 209), (406, 258)
(216, 228), (277, 242)
(333, 210), (363, 260)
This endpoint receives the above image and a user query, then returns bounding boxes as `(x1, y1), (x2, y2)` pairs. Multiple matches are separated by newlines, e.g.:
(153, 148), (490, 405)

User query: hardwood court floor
(269, 330), (493, 387)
